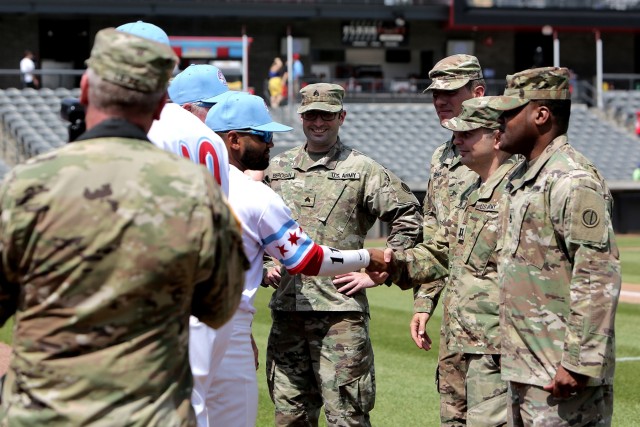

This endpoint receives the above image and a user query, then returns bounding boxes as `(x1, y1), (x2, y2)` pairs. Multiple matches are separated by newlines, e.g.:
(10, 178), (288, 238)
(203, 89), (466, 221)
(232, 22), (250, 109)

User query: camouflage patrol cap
(86, 28), (178, 93)
(442, 96), (501, 132)
(298, 83), (344, 113)
(425, 54), (483, 92)
(488, 66), (571, 111)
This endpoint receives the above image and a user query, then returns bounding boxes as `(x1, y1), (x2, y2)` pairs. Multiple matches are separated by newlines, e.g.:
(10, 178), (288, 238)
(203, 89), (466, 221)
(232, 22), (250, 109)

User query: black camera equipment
(60, 98), (86, 142)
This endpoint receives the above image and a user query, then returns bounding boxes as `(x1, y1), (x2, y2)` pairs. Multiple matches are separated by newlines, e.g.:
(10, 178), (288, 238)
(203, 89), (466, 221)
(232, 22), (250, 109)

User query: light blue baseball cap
(206, 92), (292, 133)
(168, 64), (229, 105)
(116, 21), (170, 46)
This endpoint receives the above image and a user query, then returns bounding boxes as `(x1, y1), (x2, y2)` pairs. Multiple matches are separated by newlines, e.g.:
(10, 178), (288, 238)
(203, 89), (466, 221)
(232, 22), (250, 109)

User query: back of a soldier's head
(84, 28), (178, 116)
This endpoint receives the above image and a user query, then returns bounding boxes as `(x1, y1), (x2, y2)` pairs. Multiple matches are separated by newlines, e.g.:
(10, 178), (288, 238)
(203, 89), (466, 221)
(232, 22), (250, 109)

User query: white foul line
(616, 357), (640, 362)
(620, 290), (640, 299)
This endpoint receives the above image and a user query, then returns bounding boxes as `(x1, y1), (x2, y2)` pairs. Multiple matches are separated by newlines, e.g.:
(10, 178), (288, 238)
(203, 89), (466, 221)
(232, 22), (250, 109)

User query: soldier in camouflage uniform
(410, 55), (485, 426)
(264, 83), (422, 426)
(488, 67), (620, 426)
(378, 97), (519, 426)
(0, 28), (249, 426)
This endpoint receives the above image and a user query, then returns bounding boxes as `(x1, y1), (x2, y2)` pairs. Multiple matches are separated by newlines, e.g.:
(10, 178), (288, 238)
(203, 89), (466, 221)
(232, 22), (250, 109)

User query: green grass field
(1, 235), (639, 425)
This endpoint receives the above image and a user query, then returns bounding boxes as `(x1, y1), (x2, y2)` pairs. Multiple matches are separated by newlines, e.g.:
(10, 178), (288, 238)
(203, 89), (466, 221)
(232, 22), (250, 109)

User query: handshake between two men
(333, 248), (396, 296)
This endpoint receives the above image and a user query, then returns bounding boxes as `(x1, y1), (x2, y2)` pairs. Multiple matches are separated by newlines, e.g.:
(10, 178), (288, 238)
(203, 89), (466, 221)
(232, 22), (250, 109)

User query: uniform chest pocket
(510, 196), (553, 270)
(302, 182), (359, 234)
(461, 214), (498, 276)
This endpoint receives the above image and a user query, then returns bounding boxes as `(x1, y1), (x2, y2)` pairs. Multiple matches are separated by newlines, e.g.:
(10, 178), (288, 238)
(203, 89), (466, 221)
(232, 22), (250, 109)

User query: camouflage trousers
(266, 311), (375, 427)
(507, 382), (613, 426)
(438, 311), (467, 426)
(465, 354), (507, 427)
(438, 348), (467, 425)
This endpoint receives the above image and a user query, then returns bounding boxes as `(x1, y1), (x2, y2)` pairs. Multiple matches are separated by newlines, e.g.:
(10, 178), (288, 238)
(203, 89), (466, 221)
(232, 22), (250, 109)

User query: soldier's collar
(509, 135), (568, 192)
(295, 138), (343, 171)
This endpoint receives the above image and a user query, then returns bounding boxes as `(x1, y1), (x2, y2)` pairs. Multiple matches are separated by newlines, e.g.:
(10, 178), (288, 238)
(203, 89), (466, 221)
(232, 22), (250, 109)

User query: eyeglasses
(301, 110), (342, 121)
(235, 129), (274, 144)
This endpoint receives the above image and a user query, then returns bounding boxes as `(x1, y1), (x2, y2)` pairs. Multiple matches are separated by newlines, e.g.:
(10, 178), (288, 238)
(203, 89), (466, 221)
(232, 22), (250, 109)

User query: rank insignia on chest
(301, 194), (315, 207)
(328, 172), (361, 180)
(457, 225), (466, 243)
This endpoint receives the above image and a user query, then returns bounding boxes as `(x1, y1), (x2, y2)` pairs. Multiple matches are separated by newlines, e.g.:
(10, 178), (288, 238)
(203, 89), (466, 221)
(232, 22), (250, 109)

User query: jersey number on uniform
(179, 137), (222, 185)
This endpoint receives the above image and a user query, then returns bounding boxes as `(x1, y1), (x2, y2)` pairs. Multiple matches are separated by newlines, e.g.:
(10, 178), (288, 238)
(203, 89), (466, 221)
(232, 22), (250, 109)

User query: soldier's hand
(262, 266), (281, 288)
(366, 248), (388, 272)
(410, 312), (432, 351)
(334, 271), (382, 296)
(543, 365), (588, 399)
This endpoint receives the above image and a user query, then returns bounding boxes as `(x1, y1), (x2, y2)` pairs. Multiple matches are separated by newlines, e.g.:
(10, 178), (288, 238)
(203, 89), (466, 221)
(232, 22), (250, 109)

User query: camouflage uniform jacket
(499, 135), (620, 387)
(444, 157), (520, 355)
(0, 119), (248, 426)
(266, 138), (422, 312)
(391, 139), (478, 314)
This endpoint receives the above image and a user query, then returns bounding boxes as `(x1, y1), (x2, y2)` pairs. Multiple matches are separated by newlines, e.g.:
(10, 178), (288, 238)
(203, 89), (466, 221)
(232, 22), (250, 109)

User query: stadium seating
(1, 88), (639, 183)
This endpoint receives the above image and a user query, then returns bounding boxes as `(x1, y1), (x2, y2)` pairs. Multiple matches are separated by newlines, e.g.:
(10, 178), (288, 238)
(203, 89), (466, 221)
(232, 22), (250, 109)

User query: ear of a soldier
(80, 73), (89, 106)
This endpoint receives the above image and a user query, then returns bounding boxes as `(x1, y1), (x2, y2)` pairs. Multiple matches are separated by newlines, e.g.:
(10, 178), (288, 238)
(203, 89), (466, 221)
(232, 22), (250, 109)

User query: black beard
(241, 148), (269, 171)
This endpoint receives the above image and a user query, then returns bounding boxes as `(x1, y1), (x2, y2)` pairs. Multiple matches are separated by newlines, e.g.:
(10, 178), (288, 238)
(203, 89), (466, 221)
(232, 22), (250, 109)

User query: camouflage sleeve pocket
(567, 186), (607, 247)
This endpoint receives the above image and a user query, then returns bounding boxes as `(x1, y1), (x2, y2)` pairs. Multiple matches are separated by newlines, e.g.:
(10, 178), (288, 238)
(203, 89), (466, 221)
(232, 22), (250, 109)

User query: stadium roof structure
(0, 0), (449, 20)
(450, 0), (640, 31)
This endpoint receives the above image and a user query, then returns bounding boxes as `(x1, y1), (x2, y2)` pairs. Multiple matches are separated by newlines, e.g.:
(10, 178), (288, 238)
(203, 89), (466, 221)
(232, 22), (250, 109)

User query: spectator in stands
(19, 50), (39, 89)
(0, 27), (248, 425)
(633, 163), (640, 181)
(268, 57), (285, 108)
(292, 53), (304, 94)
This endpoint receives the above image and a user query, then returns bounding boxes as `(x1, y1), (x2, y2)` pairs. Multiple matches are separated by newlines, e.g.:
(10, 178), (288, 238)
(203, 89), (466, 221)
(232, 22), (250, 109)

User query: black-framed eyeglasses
(301, 110), (342, 121)
(235, 129), (274, 144)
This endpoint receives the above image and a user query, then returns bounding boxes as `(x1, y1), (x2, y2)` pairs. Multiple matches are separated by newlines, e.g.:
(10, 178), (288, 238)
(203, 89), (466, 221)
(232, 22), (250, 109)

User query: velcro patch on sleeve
(569, 186), (606, 245)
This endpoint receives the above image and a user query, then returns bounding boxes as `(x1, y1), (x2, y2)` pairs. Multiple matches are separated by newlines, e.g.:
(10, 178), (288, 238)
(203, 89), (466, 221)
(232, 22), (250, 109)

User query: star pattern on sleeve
(288, 232), (300, 246)
(276, 244), (288, 257)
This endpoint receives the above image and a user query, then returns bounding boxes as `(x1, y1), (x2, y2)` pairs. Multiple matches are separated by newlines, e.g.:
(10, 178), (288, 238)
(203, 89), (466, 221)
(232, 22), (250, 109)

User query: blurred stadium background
(1, 0), (640, 233)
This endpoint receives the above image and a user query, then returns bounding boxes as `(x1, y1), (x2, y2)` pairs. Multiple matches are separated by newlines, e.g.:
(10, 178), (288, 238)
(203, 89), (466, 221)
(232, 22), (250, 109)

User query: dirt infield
(621, 283), (640, 304)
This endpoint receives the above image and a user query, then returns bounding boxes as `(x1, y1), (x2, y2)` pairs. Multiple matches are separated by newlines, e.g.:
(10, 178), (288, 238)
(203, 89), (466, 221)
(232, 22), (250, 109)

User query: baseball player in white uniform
(202, 92), (386, 426)
(148, 64), (231, 195)
(148, 65), (237, 425)
(117, 23), (238, 425)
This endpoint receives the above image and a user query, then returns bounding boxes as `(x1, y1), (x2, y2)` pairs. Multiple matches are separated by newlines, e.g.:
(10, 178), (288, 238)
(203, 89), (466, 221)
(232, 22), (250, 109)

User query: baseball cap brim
(423, 77), (470, 93)
(297, 102), (343, 114)
(441, 117), (484, 132)
(251, 121), (292, 132)
(201, 90), (234, 104)
(487, 96), (530, 111)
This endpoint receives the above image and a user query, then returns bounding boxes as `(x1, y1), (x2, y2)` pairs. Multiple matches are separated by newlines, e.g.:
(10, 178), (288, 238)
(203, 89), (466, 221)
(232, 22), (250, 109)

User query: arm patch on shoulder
(569, 186), (606, 244)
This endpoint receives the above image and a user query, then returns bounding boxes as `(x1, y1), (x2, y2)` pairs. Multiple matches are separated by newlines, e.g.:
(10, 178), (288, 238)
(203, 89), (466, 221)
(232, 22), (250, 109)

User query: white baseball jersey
(228, 166), (369, 314)
(148, 103), (230, 196)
